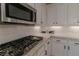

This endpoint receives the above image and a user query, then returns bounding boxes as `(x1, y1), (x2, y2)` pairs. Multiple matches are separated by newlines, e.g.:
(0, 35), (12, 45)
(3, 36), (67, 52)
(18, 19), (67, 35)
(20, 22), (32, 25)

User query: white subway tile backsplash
(1, 25), (79, 45)
(0, 25), (36, 44)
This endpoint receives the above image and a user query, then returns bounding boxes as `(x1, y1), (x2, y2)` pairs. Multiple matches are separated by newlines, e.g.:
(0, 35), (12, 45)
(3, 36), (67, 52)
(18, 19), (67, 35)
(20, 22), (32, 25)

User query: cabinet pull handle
(68, 46), (70, 50)
(56, 40), (60, 42)
(47, 42), (50, 44)
(45, 50), (47, 55)
(64, 45), (66, 49)
(75, 43), (79, 45)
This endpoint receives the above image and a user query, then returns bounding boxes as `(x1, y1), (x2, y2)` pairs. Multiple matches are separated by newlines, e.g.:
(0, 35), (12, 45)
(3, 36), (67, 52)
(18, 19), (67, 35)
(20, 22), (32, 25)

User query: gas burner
(0, 35), (43, 56)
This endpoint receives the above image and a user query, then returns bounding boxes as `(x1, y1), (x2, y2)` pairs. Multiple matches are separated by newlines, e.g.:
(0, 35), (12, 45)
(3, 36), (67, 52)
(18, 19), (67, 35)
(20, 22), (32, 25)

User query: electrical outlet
(41, 31), (46, 33)
(49, 31), (54, 34)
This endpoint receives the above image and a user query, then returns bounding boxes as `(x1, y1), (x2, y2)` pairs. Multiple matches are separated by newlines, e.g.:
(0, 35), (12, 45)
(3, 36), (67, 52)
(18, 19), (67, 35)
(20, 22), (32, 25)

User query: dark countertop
(0, 35), (43, 56)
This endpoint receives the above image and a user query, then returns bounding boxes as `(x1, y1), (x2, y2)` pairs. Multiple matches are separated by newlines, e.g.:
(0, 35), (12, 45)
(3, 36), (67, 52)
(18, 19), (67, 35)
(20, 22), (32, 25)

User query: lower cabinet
(25, 44), (45, 56)
(24, 39), (52, 56)
(34, 38), (52, 56)
(52, 37), (79, 56)
(25, 37), (79, 56)
(46, 38), (52, 56)
(68, 40), (79, 56)
(52, 38), (67, 56)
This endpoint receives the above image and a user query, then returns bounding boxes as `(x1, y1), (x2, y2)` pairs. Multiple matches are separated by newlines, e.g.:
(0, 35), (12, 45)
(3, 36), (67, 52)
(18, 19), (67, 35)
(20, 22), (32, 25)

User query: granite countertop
(36, 33), (79, 41)
(0, 37), (26, 56)
(23, 40), (44, 56)
(51, 34), (79, 41)
(0, 36), (43, 56)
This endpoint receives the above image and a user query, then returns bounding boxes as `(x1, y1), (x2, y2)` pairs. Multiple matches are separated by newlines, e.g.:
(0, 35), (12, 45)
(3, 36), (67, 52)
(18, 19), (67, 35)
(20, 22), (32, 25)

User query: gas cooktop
(0, 35), (43, 56)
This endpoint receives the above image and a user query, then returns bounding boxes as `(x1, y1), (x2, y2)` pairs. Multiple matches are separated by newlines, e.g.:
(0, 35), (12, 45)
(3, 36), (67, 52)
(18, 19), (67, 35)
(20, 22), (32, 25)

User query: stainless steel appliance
(0, 3), (36, 25)
(0, 35), (43, 56)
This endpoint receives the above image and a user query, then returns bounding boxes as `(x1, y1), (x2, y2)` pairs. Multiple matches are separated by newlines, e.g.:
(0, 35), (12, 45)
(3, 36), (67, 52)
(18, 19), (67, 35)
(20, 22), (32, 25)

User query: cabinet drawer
(27, 3), (35, 8)
(52, 38), (67, 44)
(69, 40), (79, 45)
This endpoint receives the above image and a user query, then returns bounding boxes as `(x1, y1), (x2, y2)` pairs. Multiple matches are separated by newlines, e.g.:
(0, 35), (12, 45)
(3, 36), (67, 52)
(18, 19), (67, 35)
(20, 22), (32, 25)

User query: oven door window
(6, 3), (33, 22)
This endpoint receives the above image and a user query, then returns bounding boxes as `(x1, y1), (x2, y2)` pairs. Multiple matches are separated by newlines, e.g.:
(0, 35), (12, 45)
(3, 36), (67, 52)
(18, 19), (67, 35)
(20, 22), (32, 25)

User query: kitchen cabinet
(35, 3), (47, 26)
(41, 4), (47, 26)
(52, 37), (79, 56)
(68, 40), (79, 56)
(27, 3), (47, 26)
(47, 4), (57, 26)
(27, 3), (35, 8)
(46, 38), (52, 56)
(56, 4), (67, 26)
(47, 4), (67, 26)
(24, 42), (45, 56)
(47, 3), (79, 26)
(35, 3), (42, 26)
(36, 37), (52, 56)
(52, 37), (68, 56)
(67, 4), (79, 26)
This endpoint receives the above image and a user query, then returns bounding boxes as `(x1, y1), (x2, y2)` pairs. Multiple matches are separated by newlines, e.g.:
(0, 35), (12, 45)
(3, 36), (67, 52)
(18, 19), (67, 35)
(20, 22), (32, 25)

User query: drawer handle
(47, 42), (50, 44)
(45, 50), (47, 55)
(64, 45), (66, 49)
(68, 46), (70, 50)
(56, 40), (60, 42)
(75, 43), (79, 45)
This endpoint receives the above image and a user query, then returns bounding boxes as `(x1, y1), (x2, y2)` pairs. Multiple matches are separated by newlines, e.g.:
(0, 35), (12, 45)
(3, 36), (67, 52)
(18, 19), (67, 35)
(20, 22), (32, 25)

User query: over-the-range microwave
(0, 3), (36, 25)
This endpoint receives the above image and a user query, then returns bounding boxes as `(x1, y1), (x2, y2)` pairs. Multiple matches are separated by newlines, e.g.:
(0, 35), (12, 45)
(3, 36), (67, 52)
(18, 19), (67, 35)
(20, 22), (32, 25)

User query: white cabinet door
(56, 4), (67, 26)
(36, 45), (45, 56)
(46, 39), (52, 56)
(68, 40), (79, 56)
(27, 3), (35, 8)
(35, 3), (47, 26)
(47, 3), (67, 26)
(68, 4), (79, 26)
(35, 3), (42, 25)
(52, 38), (67, 56)
(41, 4), (47, 26)
(47, 4), (57, 26)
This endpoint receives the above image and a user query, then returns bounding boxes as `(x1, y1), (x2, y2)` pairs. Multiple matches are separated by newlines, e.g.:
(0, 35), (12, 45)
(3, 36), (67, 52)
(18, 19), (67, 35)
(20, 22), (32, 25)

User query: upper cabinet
(47, 3), (79, 26)
(67, 4), (79, 26)
(27, 3), (79, 26)
(27, 3), (47, 26)
(35, 3), (42, 26)
(41, 4), (47, 26)
(56, 4), (67, 26)
(27, 3), (35, 8)
(47, 4), (57, 26)
(35, 3), (47, 26)
(47, 3), (67, 26)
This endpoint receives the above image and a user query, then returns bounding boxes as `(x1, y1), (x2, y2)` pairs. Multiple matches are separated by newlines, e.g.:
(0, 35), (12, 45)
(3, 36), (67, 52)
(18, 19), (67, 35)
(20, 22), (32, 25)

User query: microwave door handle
(34, 12), (36, 22)
(32, 12), (34, 22)
(33, 12), (36, 22)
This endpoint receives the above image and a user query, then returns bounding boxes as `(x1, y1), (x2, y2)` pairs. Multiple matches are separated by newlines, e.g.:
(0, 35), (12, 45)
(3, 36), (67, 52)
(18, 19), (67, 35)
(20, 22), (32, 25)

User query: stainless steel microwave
(0, 3), (36, 24)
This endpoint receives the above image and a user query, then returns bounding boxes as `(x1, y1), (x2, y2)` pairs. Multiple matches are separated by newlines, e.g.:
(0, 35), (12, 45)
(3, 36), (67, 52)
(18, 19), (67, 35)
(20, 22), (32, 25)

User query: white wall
(0, 25), (42, 44)
(1, 24), (79, 45)
(49, 26), (79, 38)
